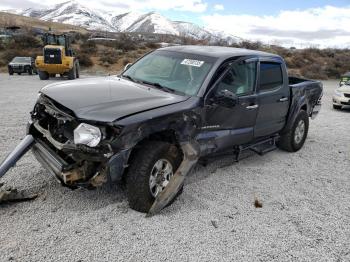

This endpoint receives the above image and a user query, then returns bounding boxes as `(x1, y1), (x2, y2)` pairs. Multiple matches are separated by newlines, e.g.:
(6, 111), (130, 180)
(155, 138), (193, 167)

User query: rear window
(259, 62), (283, 91)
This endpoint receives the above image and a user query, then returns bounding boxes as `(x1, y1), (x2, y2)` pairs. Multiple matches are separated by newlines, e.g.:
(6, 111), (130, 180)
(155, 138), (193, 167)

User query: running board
(234, 136), (278, 161)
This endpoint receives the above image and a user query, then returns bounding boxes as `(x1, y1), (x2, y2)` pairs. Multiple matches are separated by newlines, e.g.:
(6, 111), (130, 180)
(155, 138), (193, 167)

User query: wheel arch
(127, 129), (183, 166)
(281, 96), (308, 134)
(109, 129), (184, 183)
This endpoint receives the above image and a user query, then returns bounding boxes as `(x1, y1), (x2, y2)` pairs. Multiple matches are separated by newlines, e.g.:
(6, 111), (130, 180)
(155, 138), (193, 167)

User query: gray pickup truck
(0, 46), (323, 215)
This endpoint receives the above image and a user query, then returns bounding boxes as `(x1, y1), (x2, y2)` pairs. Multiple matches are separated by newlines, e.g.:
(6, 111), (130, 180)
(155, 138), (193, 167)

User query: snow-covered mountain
(4, 0), (240, 43)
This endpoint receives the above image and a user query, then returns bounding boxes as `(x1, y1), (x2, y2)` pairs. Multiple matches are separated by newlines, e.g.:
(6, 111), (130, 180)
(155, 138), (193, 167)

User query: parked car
(8, 57), (37, 75)
(0, 46), (323, 214)
(340, 72), (350, 86)
(333, 80), (350, 109)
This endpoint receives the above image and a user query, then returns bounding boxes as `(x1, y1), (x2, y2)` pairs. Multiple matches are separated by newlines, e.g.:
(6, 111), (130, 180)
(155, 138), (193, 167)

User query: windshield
(12, 57), (31, 63)
(122, 50), (216, 96)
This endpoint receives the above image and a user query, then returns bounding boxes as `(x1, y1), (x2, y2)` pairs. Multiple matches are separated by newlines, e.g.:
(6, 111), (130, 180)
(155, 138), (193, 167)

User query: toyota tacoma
(0, 46), (323, 215)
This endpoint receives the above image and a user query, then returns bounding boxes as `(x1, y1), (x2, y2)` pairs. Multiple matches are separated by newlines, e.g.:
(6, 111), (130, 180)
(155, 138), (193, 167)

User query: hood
(9, 62), (31, 66)
(338, 85), (350, 93)
(40, 76), (189, 122)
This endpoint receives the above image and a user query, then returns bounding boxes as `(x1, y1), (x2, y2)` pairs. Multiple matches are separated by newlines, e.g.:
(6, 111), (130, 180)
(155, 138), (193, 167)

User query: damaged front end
(28, 94), (125, 188)
(0, 93), (201, 214)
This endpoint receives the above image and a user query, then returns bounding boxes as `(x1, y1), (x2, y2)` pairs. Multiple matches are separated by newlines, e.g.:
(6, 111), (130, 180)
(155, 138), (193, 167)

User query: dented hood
(40, 76), (188, 122)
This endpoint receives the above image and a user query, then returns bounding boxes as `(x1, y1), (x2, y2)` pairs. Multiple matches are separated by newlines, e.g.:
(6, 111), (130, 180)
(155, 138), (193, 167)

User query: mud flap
(147, 141), (200, 217)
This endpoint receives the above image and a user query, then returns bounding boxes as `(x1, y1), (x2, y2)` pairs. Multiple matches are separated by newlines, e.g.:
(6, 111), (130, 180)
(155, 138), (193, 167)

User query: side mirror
(124, 63), (132, 71)
(213, 89), (238, 108)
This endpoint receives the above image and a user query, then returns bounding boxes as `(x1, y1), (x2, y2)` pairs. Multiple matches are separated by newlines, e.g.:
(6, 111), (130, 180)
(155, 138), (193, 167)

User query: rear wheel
(38, 71), (49, 80)
(333, 105), (342, 110)
(17, 72), (21, 75)
(68, 64), (76, 80)
(126, 141), (182, 213)
(277, 110), (309, 152)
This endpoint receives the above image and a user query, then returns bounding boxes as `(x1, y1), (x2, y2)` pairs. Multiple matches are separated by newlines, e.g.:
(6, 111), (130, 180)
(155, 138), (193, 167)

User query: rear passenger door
(255, 60), (289, 138)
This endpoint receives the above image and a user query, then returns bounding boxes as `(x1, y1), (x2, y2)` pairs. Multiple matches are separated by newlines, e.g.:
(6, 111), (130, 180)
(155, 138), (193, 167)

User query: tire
(38, 71), (49, 80)
(75, 66), (80, 78)
(277, 110), (309, 152)
(126, 141), (183, 213)
(333, 105), (342, 110)
(68, 64), (76, 80)
(17, 72), (21, 75)
(8, 70), (13, 75)
(76, 62), (80, 78)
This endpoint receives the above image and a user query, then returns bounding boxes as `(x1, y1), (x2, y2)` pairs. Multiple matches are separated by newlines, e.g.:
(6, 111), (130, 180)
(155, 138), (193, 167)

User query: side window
(215, 62), (257, 96)
(259, 62), (283, 91)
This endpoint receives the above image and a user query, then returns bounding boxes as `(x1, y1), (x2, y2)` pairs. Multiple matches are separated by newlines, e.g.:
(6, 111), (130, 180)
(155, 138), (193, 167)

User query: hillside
(0, 11), (349, 79)
(0, 11), (87, 33)
(3, 0), (240, 44)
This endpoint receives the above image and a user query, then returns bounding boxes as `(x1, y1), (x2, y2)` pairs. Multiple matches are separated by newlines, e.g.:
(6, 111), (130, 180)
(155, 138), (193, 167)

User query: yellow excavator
(35, 32), (80, 80)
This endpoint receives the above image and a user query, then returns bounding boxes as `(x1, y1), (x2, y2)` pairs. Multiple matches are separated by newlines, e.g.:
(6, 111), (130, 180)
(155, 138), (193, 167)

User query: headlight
(74, 123), (101, 147)
(334, 90), (343, 97)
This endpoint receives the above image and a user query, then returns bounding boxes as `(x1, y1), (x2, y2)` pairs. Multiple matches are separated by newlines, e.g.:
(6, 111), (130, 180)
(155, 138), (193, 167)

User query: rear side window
(259, 62), (283, 91)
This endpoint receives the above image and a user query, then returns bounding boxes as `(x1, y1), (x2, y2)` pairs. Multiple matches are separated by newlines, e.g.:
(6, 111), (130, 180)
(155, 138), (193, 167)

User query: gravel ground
(0, 73), (349, 262)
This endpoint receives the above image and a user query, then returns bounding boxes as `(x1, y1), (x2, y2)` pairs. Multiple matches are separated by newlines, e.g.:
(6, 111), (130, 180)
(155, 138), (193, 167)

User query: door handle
(279, 97), (288, 102)
(246, 104), (259, 110)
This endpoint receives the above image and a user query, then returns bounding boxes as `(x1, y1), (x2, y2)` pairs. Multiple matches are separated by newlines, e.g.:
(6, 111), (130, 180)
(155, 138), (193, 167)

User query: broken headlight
(73, 123), (102, 147)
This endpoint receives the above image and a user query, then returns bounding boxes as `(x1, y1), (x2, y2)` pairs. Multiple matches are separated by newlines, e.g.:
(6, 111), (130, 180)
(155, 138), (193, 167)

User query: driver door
(201, 60), (259, 153)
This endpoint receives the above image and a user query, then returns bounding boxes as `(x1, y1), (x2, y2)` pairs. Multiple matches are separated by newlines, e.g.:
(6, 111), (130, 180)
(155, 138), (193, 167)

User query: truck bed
(289, 76), (320, 87)
(287, 77), (323, 120)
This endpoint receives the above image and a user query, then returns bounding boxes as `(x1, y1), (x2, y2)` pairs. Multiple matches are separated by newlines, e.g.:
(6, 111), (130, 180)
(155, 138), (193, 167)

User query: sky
(1, 0), (350, 48)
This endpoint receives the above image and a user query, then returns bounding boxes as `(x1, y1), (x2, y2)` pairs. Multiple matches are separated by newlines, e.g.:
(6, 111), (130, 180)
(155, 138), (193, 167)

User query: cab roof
(159, 45), (281, 60)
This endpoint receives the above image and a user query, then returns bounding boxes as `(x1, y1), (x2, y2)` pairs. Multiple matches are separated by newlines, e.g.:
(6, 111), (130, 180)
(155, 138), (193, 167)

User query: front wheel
(126, 141), (182, 213)
(38, 70), (49, 80)
(333, 105), (342, 110)
(68, 64), (76, 80)
(277, 110), (309, 152)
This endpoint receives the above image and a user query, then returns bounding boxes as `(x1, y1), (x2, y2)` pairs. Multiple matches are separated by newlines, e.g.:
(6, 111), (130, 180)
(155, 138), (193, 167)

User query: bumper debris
(0, 183), (37, 204)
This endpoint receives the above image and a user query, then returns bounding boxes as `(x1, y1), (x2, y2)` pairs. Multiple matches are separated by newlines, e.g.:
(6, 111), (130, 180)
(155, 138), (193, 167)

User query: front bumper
(9, 66), (26, 73)
(332, 95), (350, 106)
(32, 139), (71, 184)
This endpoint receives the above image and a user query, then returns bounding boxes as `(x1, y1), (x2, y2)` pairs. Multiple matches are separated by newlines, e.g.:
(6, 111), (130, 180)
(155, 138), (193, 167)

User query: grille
(44, 48), (62, 64)
(344, 93), (350, 98)
(32, 96), (77, 144)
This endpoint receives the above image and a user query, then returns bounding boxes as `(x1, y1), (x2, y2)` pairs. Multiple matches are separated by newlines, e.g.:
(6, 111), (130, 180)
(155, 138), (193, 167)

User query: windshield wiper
(140, 80), (176, 93)
(121, 74), (137, 83)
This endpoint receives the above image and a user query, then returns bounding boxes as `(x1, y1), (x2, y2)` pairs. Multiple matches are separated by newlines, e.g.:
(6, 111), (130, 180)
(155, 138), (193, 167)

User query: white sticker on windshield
(181, 59), (204, 67)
